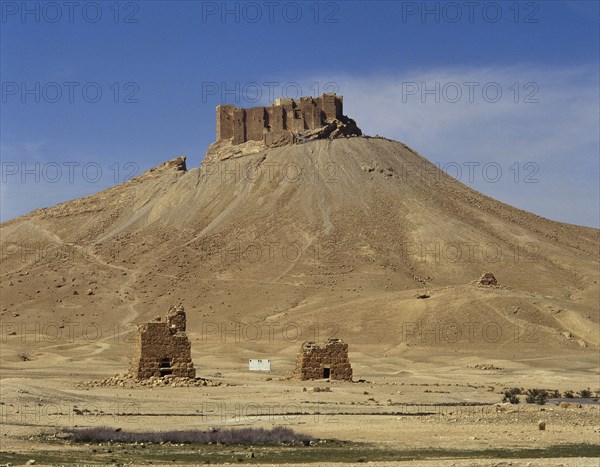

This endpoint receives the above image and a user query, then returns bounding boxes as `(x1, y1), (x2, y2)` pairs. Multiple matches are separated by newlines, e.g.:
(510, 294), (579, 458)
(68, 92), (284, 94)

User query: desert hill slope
(1, 136), (598, 378)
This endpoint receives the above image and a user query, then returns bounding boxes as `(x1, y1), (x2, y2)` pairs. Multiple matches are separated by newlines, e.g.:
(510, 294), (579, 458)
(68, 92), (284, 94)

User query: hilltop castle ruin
(215, 93), (361, 147)
(130, 304), (196, 379)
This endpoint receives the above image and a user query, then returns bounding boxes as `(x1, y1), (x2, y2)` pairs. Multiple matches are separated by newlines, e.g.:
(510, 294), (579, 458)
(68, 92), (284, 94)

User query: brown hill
(1, 137), (598, 378)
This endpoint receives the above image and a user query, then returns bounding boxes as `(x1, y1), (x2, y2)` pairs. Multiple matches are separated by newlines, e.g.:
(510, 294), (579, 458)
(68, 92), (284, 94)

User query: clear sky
(1, 0), (599, 226)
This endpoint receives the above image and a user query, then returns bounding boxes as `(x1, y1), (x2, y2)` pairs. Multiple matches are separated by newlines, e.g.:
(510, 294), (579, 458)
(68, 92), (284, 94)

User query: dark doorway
(160, 358), (173, 377)
(323, 367), (330, 379)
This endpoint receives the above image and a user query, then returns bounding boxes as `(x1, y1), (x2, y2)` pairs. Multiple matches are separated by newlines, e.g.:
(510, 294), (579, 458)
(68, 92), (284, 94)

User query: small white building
(248, 359), (271, 371)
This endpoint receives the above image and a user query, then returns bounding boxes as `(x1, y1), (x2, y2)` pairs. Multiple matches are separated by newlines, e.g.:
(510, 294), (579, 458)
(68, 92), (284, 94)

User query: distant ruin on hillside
(215, 93), (361, 147)
(293, 338), (353, 381)
(130, 304), (196, 379)
(478, 272), (498, 286)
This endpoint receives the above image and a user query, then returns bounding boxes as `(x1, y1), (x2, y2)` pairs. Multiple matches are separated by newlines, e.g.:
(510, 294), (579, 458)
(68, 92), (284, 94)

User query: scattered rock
(267, 117), (362, 147)
(538, 420), (546, 430)
(472, 364), (503, 371)
(307, 387), (331, 393)
(163, 155), (187, 172)
(78, 373), (223, 389)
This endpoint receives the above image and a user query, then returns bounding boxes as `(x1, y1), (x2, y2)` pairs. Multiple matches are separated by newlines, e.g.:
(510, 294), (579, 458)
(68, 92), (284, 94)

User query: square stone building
(293, 338), (352, 381)
(130, 304), (196, 379)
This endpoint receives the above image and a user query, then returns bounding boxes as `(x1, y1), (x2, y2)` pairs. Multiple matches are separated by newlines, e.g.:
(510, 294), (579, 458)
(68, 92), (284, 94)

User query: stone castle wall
(293, 338), (352, 381)
(216, 93), (344, 146)
(130, 305), (196, 379)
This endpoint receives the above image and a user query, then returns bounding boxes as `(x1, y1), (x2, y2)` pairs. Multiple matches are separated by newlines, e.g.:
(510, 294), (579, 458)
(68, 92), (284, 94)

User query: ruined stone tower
(293, 338), (353, 381)
(130, 304), (196, 379)
(477, 272), (498, 286)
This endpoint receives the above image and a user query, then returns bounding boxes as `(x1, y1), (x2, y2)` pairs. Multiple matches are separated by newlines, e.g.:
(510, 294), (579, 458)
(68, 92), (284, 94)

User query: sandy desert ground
(1, 137), (599, 465)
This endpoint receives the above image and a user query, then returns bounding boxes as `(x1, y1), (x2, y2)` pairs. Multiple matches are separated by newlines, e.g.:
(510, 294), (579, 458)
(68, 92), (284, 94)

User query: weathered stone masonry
(478, 272), (497, 286)
(130, 304), (196, 379)
(293, 338), (353, 381)
(216, 93), (347, 146)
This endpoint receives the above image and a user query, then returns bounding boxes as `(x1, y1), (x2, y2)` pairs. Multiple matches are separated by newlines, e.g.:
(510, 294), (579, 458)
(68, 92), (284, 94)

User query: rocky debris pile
(561, 331), (587, 348)
(292, 117), (362, 145)
(205, 117), (362, 157)
(471, 364), (504, 370)
(303, 387), (332, 393)
(155, 155), (187, 172)
(558, 402), (584, 409)
(78, 373), (224, 389)
(126, 156), (188, 184)
(203, 139), (265, 162)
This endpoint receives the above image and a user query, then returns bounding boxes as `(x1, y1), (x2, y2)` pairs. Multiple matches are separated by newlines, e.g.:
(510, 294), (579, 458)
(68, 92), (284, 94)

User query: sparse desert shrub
(502, 387), (521, 403)
(548, 389), (561, 398)
(578, 389), (592, 398)
(504, 394), (521, 404)
(525, 388), (547, 405)
(563, 390), (574, 398)
(63, 426), (312, 445)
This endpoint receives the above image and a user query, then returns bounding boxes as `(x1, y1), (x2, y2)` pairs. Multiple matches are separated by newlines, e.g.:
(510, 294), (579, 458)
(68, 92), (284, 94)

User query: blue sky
(1, 0), (599, 226)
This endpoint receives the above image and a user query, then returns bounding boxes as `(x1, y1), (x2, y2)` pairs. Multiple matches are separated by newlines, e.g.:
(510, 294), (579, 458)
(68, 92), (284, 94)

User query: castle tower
(268, 105), (285, 131)
(246, 107), (267, 141)
(320, 93), (343, 121)
(299, 97), (321, 129)
(216, 105), (234, 141)
(232, 108), (246, 145)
